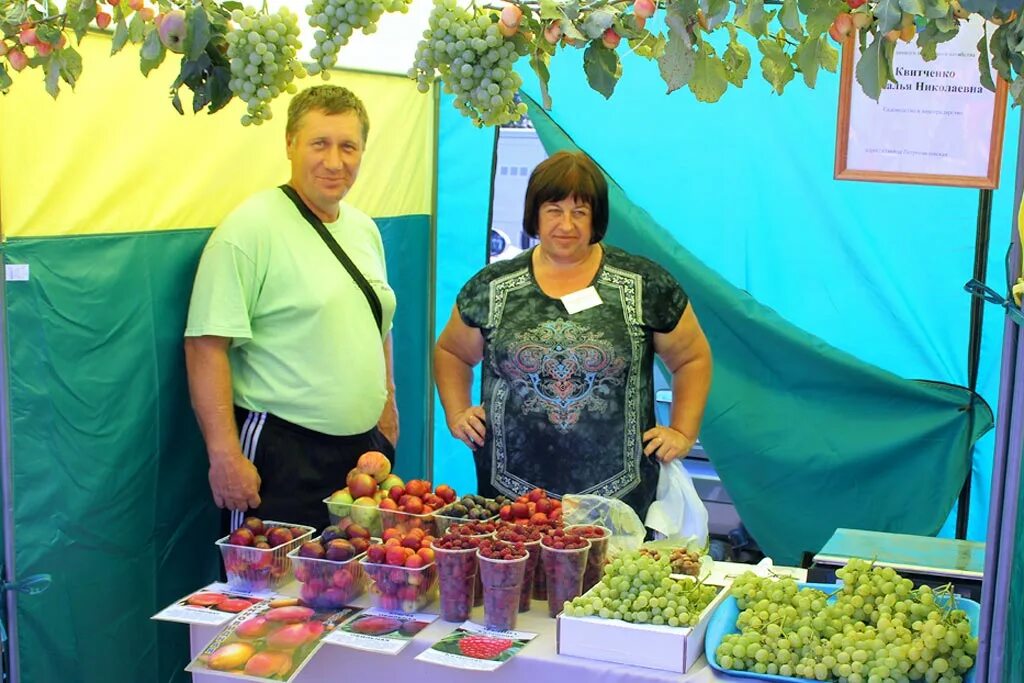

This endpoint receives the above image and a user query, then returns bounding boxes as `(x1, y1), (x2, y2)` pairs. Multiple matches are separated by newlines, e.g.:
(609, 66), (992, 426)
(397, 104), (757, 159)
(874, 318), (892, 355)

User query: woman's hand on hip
(642, 426), (695, 463)
(449, 406), (487, 448)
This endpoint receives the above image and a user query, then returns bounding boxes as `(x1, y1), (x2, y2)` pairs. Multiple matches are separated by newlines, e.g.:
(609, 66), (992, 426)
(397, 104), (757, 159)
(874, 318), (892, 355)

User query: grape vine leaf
(128, 11), (145, 43)
(706, 0), (730, 30)
(723, 24), (751, 87)
(658, 29), (696, 93)
(582, 7), (617, 40)
(960, 0), (997, 14)
(140, 27), (166, 76)
(758, 38), (795, 94)
(779, 0), (804, 41)
(799, 0), (845, 37)
(583, 42), (620, 98)
(689, 42), (729, 102)
(873, 0), (903, 33)
(736, 0), (771, 39)
(530, 51), (553, 109)
(185, 6), (211, 62)
(990, 24), (1013, 81)
(899, 0), (927, 15)
(978, 30), (996, 92)
(921, 0), (951, 19)
(855, 33), (892, 100)
(794, 34), (837, 88)
(111, 18), (129, 55)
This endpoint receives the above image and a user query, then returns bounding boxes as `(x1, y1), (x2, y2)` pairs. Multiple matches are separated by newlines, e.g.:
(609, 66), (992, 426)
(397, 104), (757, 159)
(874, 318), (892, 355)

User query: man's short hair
(286, 85), (370, 143)
(522, 151), (609, 243)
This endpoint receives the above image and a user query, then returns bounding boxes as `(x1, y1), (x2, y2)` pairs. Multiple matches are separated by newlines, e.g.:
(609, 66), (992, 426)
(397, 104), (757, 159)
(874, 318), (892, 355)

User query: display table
(188, 597), (749, 683)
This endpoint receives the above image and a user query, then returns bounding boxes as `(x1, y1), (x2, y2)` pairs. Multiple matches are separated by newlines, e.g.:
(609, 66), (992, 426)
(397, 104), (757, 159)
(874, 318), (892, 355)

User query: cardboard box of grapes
(557, 556), (788, 673)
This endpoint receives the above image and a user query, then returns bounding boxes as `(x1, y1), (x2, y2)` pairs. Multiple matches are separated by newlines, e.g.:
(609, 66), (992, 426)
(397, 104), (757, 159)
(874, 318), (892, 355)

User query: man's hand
(208, 452), (262, 511)
(642, 426), (695, 463)
(448, 405), (487, 448)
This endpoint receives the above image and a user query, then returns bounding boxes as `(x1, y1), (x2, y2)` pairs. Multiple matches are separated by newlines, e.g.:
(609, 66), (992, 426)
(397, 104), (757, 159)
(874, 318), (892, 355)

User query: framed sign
(835, 16), (1008, 189)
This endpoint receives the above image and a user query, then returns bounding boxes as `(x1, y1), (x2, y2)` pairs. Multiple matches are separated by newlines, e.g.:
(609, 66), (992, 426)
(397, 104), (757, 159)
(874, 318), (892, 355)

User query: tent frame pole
(0, 256), (20, 681)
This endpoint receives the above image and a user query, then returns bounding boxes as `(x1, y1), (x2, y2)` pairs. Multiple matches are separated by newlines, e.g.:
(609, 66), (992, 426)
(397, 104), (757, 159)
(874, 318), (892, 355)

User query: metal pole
(426, 87), (440, 482)
(958, 188), (995, 539)
(0, 267), (19, 683)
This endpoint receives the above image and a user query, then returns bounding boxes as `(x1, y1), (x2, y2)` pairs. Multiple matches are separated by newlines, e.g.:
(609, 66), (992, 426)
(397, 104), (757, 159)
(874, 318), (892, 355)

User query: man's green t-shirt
(185, 188), (396, 436)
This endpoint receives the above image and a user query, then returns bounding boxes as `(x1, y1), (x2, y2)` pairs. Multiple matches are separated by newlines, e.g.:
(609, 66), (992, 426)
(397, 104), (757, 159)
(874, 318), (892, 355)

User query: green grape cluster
(716, 559), (978, 683)
(409, 0), (528, 127)
(226, 7), (306, 126)
(305, 0), (412, 76)
(562, 550), (720, 627)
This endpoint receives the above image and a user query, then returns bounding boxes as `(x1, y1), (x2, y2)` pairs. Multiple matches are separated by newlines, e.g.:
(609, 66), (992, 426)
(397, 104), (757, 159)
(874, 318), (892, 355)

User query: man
(185, 85), (398, 532)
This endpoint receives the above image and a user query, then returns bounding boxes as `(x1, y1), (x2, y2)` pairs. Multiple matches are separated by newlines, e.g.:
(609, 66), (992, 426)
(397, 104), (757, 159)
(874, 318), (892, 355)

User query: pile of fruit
(440, 494), (508, 521)
(362, 527), (438, 612)
(325, 451), (405, 535)
(220, 517), (314, 592)
(448, 520), (498, 536)
(563, 549), (720, 627)
(378, 480), (456, 516)
(290, 526), (374, 608)
(715, 558), (978, 681)
(498, 488), (562, 525)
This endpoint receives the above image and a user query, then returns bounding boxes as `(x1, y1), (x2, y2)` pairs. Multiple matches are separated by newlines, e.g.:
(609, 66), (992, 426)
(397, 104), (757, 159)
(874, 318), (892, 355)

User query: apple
(35, 42), (52, 57)
(128, 0), (144, 10)
(228, 528), (255, 547)
(388, 485), (406, 503)
(347, 472), (377, 500)
(499, 504), (512, 521)
(543, 20), (562, 44)
(402, 496), (424, 515)
(350, 497), (378, 528)
(829, 13), (853, 41)
(380, 474), (404, 492)
(633, 0), (655, 19)
(374, 489), (388, 503)
(7, 48), (27, 71)
(527, 488), (545, 503)
(601, 28), (621, 49)
(138, 7), (154, 21)
(510, 502), (529, 519)
(157, 9), (186, 52)
(379, 498), (398, 511)
(95, 11), (112, 28)
(356, 451), (391, 482)
(18, 28), (38, 46)
(328, 488), (354, 506)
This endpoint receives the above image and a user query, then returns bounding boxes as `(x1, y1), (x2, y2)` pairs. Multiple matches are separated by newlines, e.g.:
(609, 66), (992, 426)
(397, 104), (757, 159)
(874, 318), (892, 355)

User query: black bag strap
(279, 185), (384, 335)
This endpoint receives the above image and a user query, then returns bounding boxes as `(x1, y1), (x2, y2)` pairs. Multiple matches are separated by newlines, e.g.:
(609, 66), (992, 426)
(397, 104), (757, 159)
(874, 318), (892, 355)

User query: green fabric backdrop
(2, 213), (430, 682)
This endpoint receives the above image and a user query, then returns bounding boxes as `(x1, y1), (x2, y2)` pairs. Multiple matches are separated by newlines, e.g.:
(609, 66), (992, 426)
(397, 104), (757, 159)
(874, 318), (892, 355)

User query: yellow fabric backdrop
(0, 32), (434, 237)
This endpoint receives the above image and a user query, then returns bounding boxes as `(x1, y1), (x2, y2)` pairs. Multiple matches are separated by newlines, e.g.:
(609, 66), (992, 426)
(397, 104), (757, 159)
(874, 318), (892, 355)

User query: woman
(434, 151), (712, 520)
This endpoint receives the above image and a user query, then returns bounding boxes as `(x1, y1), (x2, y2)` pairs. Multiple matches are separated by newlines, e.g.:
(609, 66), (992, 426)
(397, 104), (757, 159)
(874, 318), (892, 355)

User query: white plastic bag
(644, 459), (709, 546)
(561, 494), (647, 556)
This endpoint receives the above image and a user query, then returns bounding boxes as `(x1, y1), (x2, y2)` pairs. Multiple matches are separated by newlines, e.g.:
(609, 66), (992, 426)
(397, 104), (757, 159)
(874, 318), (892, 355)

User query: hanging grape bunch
(306, 0), (413, 77)
(410, 0), (529, 127)
(226, 7), (307, 126)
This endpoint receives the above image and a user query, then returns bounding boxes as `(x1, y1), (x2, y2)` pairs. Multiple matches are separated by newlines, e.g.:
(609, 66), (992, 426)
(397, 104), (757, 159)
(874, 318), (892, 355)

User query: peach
(267, 623), (315, 650)
(244, 650), (292, 677)
(235, 616), (271, 639)
(348, 473), (377, 499)
(208, 642), (255, 670)
(264, 605), (315, 623)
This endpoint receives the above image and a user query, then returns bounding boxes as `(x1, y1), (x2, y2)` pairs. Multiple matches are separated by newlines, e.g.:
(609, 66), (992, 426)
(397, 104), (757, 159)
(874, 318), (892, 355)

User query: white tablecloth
(189, 598), (750, 683)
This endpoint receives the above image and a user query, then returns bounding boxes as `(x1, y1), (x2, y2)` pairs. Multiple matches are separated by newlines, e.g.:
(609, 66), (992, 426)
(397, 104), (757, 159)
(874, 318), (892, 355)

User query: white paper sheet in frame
(835, 16), (1008, 189)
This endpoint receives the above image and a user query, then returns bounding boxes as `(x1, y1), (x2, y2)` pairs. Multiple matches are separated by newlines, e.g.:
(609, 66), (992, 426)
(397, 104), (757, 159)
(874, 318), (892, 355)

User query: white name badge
(561, 286), (603, 314)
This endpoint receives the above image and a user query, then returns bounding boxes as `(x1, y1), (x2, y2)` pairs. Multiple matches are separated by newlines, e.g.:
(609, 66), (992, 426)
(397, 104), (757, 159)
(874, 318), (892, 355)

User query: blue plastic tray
(705, 582), (979, 683)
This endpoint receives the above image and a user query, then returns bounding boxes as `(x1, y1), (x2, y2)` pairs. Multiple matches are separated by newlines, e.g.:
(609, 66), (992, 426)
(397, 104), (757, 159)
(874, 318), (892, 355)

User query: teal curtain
(528, 100), (993, 565)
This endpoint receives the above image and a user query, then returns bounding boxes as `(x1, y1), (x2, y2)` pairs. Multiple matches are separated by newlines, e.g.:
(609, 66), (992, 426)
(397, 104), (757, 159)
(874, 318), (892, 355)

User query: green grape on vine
(409, 0), (530, 127)
(226, 7), (307, 126)
(306, 0), (413, 77)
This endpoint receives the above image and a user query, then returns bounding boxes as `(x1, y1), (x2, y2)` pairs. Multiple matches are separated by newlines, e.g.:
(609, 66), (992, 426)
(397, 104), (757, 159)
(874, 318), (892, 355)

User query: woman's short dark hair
(522, 151), (608, 243)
